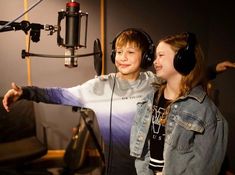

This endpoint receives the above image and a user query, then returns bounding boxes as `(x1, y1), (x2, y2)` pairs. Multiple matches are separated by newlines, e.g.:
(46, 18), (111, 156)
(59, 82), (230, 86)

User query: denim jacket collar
(179, 85), (206, 103)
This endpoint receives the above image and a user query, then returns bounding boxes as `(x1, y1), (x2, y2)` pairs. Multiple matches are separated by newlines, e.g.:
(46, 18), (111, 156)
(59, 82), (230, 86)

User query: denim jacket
(130, 85), (228, 175)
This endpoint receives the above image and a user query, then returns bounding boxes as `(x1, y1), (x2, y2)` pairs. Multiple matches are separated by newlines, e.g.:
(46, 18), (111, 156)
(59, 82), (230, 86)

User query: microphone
(64, 0), (80, 67)
(58, 0), (81, 68)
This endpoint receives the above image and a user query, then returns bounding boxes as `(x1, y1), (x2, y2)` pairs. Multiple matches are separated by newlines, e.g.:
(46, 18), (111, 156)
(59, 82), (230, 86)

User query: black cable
(106, 72), (117, 175)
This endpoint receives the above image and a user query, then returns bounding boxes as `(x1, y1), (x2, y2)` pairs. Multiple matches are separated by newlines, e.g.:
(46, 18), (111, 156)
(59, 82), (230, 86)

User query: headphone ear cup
(111, 50), (116, 64)
(173, 32), (196, 75)
(141, 44), (155, 69)
(110, 35), (117, 64)
(174, 48), (196, 75)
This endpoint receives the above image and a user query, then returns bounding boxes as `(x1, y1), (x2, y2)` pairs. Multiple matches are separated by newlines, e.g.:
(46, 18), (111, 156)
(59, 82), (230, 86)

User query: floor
(0, 150), (103, 175)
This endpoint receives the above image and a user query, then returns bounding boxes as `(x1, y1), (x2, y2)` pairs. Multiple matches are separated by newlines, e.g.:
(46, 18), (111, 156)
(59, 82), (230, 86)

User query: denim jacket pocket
(165, 112), (205, 153)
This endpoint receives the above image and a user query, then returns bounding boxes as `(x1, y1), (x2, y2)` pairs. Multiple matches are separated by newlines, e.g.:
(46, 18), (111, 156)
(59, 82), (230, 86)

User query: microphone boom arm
(0, 20), (57, 38)
(22, 50), (102, 59)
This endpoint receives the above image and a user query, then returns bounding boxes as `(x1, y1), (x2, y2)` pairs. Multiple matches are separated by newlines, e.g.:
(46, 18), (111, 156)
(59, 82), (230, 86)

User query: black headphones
(173, 32), (197, 75)
(110, 28), (155, 69)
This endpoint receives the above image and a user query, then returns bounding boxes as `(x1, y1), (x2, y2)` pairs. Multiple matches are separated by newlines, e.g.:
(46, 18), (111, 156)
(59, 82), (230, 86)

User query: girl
(130, 32), (228, 175)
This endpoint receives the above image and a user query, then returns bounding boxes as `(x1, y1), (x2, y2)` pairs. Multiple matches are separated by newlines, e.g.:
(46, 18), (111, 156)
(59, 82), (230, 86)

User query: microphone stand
(0, 20), (31, 33)
(0, 20), (57, 42)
